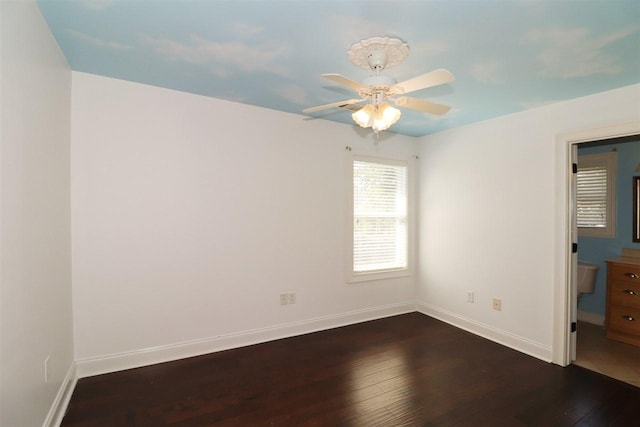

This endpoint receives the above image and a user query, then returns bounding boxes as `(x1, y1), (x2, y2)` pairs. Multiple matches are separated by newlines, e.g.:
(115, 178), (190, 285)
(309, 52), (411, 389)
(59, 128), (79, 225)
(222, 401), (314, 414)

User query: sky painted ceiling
(37, 0), (640, 137)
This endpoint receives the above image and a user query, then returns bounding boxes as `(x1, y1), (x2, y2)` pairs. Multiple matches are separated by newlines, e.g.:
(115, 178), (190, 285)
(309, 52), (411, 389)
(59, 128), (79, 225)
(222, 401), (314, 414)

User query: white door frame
(553, 120), (640, 366)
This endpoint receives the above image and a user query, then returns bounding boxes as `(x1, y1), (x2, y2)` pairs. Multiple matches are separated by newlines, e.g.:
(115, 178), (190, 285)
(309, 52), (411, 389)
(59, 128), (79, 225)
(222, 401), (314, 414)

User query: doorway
(571, 134), (640, 387)
(552, 120), (639, 372)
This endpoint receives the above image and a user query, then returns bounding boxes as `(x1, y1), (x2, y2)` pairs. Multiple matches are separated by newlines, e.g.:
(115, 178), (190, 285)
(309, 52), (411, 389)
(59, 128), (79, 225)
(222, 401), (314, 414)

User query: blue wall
(578, 138), (640, 315)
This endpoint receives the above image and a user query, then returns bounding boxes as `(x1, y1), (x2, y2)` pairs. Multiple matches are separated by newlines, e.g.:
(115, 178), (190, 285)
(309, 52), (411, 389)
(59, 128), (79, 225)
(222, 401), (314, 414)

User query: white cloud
(142, 34), (290, 77)
(80, 0), (114, 11)
(273, 85), (310, 106)
(331, 15), (398, 47)
(411, 40), (448, 56)
(471, 60), (504, 84)
(228, 22), (264, 38)
(66, 29), (133, 50)
(526, 27), (636, 78)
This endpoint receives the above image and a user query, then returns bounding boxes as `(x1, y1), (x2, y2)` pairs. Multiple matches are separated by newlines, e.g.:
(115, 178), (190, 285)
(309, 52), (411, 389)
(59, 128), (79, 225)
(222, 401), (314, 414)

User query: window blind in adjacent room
(576, 166), (608, 228)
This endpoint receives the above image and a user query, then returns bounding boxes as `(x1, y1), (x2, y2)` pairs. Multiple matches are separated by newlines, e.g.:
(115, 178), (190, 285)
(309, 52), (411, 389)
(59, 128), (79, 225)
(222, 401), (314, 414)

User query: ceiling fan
(303, 36), (455, 132)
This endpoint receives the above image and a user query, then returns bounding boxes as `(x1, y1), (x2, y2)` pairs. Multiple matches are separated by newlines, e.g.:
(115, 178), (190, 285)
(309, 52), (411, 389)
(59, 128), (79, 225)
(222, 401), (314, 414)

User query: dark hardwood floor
(62, 313), (640, 426)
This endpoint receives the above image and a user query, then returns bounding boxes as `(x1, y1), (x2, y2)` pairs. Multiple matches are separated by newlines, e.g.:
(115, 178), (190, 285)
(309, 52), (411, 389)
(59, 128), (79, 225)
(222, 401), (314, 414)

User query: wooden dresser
(605, 250), (640, 348)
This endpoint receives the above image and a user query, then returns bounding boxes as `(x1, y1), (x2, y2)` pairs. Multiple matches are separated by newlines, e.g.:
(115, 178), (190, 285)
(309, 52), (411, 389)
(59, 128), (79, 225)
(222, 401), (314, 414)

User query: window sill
(348, 268), (412, 283)
(578, 227), (616, 238)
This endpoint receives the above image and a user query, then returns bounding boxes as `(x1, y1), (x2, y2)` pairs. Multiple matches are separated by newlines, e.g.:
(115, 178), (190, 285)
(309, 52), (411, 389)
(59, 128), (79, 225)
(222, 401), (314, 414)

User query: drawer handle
(623, 289), (638, 295)
(622, 315), (636, 321)
(624, 272), (639, 279)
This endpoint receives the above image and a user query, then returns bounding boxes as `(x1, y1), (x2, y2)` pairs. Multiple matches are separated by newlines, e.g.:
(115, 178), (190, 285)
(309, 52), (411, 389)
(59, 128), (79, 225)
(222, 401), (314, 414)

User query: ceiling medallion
(347, 36), (409, 71)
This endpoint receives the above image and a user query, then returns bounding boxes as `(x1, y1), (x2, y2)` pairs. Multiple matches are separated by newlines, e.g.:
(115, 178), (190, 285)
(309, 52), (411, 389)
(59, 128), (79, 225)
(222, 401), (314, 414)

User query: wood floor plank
(62, 313), (640, 426)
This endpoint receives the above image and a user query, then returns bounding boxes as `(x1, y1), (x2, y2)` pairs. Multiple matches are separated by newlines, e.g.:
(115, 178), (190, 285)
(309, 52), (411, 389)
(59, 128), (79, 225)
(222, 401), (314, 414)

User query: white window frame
(577, 151), (617, 238)
(346, 153), (413, 283)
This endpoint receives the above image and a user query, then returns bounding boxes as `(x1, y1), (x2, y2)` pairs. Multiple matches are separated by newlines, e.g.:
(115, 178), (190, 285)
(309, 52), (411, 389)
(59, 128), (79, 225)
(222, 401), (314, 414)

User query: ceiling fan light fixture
(352, 102), (401, 132)
(352, 104), (375, 128)
(372, 103), (401, 132)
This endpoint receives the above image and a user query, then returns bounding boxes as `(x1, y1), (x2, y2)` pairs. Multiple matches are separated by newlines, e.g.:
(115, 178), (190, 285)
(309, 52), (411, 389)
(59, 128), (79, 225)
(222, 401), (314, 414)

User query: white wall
(417, 84), (640, 361)
(71, 72), (418, 375)
(0, 1), (73, 426)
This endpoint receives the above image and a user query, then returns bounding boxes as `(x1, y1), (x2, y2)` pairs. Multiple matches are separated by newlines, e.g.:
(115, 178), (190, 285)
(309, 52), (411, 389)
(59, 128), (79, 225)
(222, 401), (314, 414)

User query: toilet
(577, 262), (599, 297)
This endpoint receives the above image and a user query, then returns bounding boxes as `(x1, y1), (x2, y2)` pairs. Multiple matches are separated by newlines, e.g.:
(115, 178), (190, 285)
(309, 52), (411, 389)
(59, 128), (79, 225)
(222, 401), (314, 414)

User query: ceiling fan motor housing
(360, 75), (399, 101)
(363, 75), (397, 88)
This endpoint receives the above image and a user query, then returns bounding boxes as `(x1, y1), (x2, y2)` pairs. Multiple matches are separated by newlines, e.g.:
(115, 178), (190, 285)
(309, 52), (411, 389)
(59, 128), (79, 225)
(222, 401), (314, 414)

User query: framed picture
(634, 176), (640, 243)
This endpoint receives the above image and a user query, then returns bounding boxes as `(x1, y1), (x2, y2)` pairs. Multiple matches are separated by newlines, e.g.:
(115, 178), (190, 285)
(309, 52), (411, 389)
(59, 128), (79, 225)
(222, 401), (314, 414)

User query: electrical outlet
(467, 291), (474, 303)
(288, 292), (296, 304)
(493, 298), (502, 311)
(44, 356), (50, 383)
(280, 293), (288, 305)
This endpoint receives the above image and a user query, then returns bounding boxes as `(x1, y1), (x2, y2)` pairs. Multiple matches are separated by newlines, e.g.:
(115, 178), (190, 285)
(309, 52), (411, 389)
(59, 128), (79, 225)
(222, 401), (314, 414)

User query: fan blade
(338, 103), (364, 112)
(303, 98), (365, 114)
(392, 69), (455, 95)
(393, 96), (451, 115)
(322, 74), (367, 92)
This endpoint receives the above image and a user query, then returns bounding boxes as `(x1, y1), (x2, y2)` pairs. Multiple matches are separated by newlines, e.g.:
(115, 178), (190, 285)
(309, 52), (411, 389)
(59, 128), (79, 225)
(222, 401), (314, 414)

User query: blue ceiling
(37, 0), (640, 137)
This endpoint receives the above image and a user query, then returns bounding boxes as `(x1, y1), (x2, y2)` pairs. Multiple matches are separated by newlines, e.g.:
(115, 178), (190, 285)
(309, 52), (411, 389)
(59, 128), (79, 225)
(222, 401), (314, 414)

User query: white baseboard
(577, 310), (605, 326)
(76, 302), (416, 378)
(416, 302), (553, 362)
(43, 362), (77, 427)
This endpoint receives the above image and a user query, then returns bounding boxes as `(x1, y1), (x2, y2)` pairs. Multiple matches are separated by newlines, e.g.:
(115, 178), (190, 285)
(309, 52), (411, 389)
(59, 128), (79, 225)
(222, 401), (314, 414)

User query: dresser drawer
(608, 262), (640, 284)
(609, 281), (640, 310)
(608, 306), (640, 336)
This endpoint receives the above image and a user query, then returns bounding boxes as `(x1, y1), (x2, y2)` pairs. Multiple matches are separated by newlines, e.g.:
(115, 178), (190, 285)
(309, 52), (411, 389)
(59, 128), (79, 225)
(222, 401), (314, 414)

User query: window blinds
(577, 166), (607, 228)
(353, 159), (408, 273)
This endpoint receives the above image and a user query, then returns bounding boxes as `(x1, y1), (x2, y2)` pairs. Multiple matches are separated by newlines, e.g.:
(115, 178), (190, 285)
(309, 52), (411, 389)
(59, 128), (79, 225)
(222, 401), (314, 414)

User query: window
(577, 152), (616, 238)
(348, 155), (410, 282)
